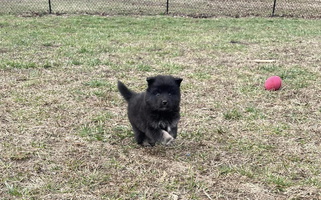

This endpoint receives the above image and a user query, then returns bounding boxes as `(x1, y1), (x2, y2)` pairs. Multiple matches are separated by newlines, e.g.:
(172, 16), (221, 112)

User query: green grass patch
(1, 61), (36, 69)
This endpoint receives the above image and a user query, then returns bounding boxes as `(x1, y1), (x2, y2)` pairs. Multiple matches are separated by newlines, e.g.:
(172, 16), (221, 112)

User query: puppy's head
(145, 75), (183, 112)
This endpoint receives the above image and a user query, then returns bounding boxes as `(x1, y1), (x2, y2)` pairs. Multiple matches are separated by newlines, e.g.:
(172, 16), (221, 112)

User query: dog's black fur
(118, 75), (183, 146)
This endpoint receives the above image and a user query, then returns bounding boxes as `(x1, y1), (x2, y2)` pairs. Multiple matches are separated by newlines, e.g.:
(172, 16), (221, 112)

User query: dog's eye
(168, 92), (172, 96)
(156, 93), (160, 96)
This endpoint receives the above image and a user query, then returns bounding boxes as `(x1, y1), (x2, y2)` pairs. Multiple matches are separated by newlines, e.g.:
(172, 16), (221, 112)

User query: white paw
(161, 130), (174, 145)
(142, 139), (151, 147)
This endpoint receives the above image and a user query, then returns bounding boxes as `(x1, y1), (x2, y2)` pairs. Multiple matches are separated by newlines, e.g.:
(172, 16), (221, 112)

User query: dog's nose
(162, 100), (168, 105)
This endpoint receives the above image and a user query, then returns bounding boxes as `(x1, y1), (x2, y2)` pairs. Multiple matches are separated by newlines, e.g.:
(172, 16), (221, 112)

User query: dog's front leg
(167, 126), (178, 139)
(161, 130), (174, 145)
(146, 128), (174, 146)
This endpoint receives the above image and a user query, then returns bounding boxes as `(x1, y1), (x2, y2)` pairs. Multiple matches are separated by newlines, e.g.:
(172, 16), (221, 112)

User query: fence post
(272, 0), (277, 16)
(166, 0), (169, 14)
(48, 0), (52, 14)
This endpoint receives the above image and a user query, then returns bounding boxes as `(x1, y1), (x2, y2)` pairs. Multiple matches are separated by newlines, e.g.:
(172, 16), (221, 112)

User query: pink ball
(265, 76), (282, 91)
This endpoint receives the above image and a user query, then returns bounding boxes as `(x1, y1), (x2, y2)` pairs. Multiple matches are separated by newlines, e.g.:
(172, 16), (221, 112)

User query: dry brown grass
(0, 0), (320, 18)
(1, 15), (321, 199)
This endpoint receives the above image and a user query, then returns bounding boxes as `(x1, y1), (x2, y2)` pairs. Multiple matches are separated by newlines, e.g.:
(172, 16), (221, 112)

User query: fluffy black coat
(118, 75), (183, 146)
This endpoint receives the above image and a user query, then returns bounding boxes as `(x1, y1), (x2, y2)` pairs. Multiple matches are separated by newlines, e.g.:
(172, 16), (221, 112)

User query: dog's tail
(117, 81), (135, 102)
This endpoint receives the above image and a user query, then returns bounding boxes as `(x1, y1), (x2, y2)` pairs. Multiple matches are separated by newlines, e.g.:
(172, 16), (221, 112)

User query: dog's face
(145, 76), (182, 112)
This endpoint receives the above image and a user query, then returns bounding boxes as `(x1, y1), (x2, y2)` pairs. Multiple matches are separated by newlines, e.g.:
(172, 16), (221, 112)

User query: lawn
(1, 15), (321, 199)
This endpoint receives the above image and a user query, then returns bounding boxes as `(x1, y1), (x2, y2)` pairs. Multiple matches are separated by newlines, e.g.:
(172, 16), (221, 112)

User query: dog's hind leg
(132, 125), (146, 145)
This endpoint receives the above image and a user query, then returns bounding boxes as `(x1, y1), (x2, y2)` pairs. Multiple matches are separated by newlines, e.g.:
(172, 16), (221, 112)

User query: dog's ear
(174, 78), (183, 87)
(146, 77), (156, 86)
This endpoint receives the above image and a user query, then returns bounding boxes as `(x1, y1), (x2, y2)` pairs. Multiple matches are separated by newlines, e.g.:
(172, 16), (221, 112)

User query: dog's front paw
(141, 139), (155, 147)
(161, 130), (175, 145)
(142, 139), (151, 147)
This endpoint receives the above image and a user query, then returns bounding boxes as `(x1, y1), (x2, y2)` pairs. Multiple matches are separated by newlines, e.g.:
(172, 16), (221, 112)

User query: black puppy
(118, 75), (183, 146)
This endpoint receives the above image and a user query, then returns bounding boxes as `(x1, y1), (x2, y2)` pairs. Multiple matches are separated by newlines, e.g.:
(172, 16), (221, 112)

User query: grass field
(0, 0), (320, 18)
(1, 15), (321, 199)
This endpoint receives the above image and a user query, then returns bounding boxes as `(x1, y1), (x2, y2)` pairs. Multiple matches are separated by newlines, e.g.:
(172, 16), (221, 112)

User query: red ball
(265, 76), (282, 91)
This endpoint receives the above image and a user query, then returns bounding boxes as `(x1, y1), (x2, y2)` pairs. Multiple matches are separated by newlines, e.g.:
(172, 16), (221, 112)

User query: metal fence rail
(0, 0), (320, 18)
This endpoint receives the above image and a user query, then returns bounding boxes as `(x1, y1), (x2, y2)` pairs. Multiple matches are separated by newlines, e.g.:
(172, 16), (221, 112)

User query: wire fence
(0, 0), (320, 18)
